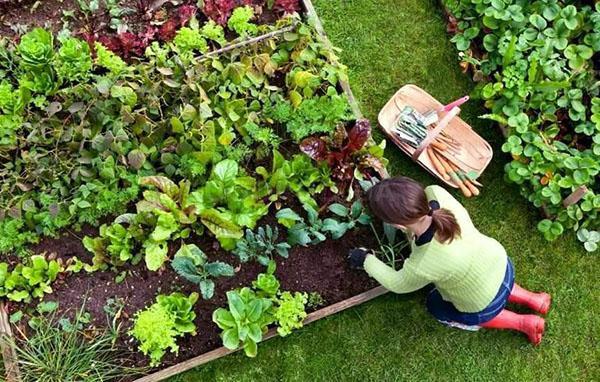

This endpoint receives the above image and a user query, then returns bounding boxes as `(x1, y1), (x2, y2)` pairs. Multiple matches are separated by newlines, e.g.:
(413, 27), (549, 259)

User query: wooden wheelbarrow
(378, 84), (493, 195)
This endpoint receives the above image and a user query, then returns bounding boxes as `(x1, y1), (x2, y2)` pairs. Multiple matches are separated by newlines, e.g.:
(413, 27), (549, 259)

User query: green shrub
(445, 0), (600, 243)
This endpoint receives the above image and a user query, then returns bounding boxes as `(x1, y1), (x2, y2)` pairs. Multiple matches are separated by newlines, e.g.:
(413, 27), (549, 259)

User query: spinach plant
(322, 200), (371, 239)
(276, 205), (328, 246)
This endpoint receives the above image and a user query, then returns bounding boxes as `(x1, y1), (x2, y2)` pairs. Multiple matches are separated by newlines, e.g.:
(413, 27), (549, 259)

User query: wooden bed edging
(133, 286), (388, 382)
(302, 0), (363, 120)
(0, 302), (22, 382)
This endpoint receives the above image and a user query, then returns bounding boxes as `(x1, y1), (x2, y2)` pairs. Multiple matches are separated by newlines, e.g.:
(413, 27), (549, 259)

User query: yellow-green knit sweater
(364, 185), (508, 313)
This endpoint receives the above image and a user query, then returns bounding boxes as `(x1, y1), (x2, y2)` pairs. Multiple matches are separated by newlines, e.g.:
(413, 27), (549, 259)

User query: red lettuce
(159, 4), (198, 41)
(274, 0), (300, 14)
(92, 4), (198, 57)
(300, 119), (373, 189)
(202, 0), (236, 25)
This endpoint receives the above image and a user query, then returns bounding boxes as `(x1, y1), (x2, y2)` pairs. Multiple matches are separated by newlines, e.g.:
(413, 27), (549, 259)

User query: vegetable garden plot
(0, 1), (395, 380)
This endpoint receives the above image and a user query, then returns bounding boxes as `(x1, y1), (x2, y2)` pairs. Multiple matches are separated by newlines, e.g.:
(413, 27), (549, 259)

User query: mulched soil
(6, 189), (389, 373)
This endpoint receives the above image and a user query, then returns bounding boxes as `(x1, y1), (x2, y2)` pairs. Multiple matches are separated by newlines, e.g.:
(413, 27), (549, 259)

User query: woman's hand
(347, 247), (373, 270)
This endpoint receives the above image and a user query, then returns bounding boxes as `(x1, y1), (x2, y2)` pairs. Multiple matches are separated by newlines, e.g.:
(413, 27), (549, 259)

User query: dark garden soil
(7, 192), (385, 372)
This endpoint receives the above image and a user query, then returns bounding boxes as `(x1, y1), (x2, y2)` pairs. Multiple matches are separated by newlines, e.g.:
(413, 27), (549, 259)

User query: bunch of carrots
(426, 135), (480, 198)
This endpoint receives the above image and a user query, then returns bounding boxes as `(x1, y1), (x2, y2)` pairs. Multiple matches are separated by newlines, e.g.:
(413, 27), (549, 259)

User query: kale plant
(233, 225), (291, 266)
(171, 243), (234, 299)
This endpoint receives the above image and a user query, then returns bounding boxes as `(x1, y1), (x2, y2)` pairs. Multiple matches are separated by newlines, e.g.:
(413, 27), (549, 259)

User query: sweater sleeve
(363, 254), (430, 294)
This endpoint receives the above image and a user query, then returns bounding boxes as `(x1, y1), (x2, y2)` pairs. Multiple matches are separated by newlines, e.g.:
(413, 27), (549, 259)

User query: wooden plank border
(302, 0), (363, 119)
(0, 301), (21, 382)
(134, 286), (388, 382)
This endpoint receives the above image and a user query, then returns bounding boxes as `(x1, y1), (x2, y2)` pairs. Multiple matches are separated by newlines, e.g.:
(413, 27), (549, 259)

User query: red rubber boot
(480, 309), (545, 345)
(509, 284), (551, 315)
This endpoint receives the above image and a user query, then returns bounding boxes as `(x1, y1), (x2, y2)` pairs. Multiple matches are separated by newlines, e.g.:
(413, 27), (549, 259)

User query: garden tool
(421, 95), (470, 126)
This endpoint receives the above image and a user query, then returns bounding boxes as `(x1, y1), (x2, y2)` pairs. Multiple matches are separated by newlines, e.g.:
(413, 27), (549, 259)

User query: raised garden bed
(0, 1), (396, 380)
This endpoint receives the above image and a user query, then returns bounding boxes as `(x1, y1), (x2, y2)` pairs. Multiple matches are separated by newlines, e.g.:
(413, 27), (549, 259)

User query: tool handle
(412, 107), (460, 161)
(441, 96), (469, 112)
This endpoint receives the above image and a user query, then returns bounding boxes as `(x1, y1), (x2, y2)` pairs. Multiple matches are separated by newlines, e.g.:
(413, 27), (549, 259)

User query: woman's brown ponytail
(430, 208), (461, 244)
(367, 177), (461, 244)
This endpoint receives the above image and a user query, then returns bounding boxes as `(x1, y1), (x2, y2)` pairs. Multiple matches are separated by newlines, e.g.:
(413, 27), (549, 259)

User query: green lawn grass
(169, 1), (599, 380)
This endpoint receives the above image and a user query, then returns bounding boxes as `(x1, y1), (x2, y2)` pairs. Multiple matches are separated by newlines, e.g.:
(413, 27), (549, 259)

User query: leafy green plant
(257, 150), (336, 209)
(212, 287), (274, 357)
(233, 225), (291, 266)
(445, 0), (600, 245)
(173, 27), (209, 53)
(135, 176), (198, 271)
(189, 159), (269, 250)
(576, 228), (599, 252)
(130, 292), (198, 366)
(129, 303), (179, 367)
(252, 260), (280, 297)
(18, 28), (53, 69)
(171, 243), (234, 299)
(274, 291), (307, 337)
(306, 291), (325, 309)
(156, 292), (199, 334)
(322, 201), (371, 239)
(242, 121), (281, 159)
(276, 201), (366, 246)
(94, 42), (127, 75)
(54, 37), (92, 81)
(0, 255), (62, 302)
(227, 6), (258, 37)
(11, 305), (140, 382)
(266, 91), (353, 141)
(83, 222), (143, 270)
(369, 222), (409, 270)
(276, 205), (328, 246)
(14, 28), (56, 97)
(201, 20), (227, 46)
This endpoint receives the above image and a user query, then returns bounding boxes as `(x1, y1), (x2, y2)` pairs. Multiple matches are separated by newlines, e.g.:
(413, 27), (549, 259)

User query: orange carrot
(428, 147), (450, 181)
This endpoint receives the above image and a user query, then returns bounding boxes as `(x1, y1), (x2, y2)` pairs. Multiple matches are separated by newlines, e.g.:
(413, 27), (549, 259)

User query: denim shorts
(426, 258), (515, 326)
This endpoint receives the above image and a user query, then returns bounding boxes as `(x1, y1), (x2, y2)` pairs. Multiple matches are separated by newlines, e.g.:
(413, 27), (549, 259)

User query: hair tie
(427, 200), (440, 217)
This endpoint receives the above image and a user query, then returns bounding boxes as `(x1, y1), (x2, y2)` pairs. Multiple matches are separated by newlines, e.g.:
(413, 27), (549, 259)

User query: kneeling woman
(349, 177), (551, 344)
